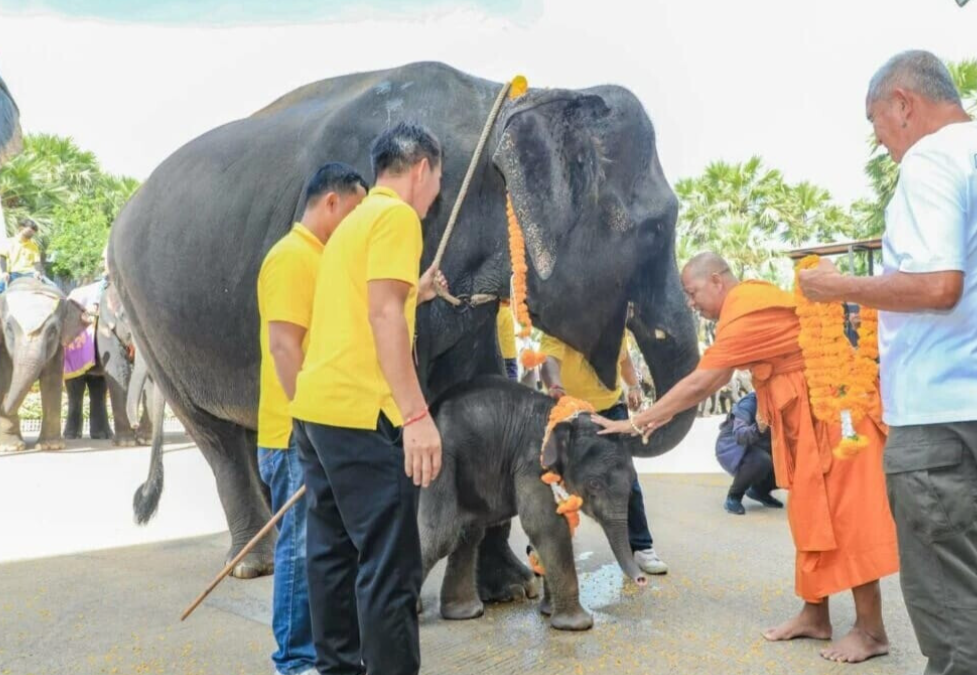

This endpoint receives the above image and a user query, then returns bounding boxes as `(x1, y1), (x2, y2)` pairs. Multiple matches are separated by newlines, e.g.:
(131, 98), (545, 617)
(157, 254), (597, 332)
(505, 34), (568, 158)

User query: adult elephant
(108, 62), (699, 582)
(0, 279), (86, 451)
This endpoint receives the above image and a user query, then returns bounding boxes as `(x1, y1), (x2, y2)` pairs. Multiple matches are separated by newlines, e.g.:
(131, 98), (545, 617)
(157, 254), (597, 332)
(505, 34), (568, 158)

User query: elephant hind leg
(477, 521), (538, 603)
(440, 525), (486, 620)
(167, 398), (274, 579)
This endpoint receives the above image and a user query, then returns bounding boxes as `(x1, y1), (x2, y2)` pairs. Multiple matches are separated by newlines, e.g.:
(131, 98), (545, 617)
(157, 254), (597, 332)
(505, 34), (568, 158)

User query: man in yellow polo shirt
(1, 218), (43, 292)
(539, 331), (669, 575)
(257, 163), (368, 675)
(497, 300), (519, 380)
(290, 122), (443, 675)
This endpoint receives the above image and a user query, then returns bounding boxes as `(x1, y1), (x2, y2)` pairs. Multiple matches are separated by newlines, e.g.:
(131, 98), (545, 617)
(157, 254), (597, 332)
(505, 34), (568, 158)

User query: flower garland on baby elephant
(793, 255), (879, 458)
(540, 396), (594, 536)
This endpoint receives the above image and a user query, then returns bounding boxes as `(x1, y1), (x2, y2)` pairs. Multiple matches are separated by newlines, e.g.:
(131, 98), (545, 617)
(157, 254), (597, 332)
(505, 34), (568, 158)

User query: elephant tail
(133, 381), (166, 524)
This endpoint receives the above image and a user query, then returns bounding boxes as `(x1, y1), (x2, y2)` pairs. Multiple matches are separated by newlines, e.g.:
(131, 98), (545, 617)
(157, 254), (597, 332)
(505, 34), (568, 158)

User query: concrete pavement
(0, 420), (925, 674)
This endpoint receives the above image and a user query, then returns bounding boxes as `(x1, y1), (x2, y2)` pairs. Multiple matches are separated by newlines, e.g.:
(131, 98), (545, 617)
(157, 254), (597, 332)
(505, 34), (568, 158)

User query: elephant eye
(587, 478), (603, 492)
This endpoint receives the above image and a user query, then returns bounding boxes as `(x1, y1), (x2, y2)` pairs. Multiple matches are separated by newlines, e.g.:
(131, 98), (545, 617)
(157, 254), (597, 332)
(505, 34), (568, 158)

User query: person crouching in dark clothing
(715, 391), (783, 515)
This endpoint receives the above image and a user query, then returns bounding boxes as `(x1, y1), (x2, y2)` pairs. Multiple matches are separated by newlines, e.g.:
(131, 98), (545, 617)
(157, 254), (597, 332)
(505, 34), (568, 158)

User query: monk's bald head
(682, 252), (736, 282)
(681, 252), (739, 321)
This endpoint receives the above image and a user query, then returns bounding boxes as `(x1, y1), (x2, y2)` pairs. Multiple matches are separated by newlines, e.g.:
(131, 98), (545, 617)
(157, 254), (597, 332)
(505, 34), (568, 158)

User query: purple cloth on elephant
(63, 281), (103, 379)
(64, 326), (95, 379)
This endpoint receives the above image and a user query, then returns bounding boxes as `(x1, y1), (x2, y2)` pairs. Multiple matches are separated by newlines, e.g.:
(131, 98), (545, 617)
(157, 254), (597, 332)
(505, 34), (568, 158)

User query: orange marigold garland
(503, 76), (548, 370)
(538, 396), (594, 536)
(793, 255), (879, 459)
(506, 194), (547, 368)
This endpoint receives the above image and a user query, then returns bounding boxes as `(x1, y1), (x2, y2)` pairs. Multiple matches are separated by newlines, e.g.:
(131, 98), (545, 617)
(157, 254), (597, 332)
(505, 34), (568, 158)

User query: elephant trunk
(628, 249), (700, 458)
(2, 339), (48, 415)
(601, 518), (647, 587)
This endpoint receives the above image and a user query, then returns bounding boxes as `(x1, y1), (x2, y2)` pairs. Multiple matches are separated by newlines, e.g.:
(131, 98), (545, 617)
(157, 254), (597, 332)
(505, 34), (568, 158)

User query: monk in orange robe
(595, 252), (899, 664)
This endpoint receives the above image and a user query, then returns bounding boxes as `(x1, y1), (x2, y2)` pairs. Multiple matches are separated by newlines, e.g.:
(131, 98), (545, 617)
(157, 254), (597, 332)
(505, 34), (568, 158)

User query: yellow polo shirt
(290, 186), (422, 429)
(2, 237), (41, 274)
(539, 333), (628, 412)
(257, 224), (323, 449)
(497, 301), (517, 360)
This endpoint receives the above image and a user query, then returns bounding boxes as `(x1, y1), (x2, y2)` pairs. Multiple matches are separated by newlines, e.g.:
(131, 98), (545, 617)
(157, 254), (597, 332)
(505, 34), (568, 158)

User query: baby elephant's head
(541, 415), (646, 586)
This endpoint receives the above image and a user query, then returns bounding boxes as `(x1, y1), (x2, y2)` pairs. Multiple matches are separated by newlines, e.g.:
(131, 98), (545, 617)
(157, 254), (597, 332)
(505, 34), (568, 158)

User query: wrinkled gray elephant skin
(108, 62), (699, 583)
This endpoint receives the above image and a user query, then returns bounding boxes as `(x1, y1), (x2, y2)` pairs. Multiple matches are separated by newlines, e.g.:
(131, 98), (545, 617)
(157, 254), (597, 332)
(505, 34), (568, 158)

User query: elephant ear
(61, 299), (89, 347)
(493, 91), (611, 280)
(541, 420), (573, 473)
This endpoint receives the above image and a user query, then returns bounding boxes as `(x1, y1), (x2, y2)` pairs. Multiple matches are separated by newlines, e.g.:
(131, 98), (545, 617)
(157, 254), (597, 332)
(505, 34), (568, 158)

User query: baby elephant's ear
(541, 422), (572, 471)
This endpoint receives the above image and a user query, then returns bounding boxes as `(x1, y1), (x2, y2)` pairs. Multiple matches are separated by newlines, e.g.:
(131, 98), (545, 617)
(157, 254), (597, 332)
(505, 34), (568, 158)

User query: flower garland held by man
(594, 252), (898, 665)
(793, 255), (884, 458)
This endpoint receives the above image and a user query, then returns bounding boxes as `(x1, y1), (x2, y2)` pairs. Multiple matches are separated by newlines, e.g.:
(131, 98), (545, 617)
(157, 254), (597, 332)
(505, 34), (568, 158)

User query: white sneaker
(634, 547), (668, 575)
(276, 668), (317, 675)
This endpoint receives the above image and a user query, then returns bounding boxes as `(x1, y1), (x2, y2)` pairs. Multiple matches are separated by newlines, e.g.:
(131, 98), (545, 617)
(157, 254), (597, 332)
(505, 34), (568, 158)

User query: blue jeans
(600, 403), (654, 552)
(257, 442), (316, 675)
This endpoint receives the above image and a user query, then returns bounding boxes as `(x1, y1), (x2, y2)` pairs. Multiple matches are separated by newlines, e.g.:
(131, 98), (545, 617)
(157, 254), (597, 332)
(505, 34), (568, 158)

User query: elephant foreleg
(107, 378), (138, 446)
(517, 478), (591, 631)
(37, 350), (65, 450)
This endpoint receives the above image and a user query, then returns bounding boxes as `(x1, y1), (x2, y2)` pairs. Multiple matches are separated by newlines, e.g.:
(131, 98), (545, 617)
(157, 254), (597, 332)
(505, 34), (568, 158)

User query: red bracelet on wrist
(403, 408), (429, 428)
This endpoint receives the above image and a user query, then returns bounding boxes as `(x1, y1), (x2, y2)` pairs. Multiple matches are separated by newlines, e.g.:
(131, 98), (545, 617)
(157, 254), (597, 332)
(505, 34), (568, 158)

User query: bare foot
(820, 627), (889, 663)
(763, 611), (832, 642)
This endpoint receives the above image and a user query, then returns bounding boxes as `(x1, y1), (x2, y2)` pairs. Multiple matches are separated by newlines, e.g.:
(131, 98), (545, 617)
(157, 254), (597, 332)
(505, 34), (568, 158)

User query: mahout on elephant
(108, 61), (699, 586)
(423, 377), (659, 630)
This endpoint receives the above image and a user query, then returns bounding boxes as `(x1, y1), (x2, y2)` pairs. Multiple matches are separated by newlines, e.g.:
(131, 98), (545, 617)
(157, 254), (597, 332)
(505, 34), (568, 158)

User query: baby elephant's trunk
(601, 519), (648, 587)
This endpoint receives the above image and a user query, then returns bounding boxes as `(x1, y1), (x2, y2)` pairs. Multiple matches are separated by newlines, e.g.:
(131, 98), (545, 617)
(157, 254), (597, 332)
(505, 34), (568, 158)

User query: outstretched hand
(592, 414), (654, 445)
(798, 258), (844, 303)
(418, 265), (448, 304)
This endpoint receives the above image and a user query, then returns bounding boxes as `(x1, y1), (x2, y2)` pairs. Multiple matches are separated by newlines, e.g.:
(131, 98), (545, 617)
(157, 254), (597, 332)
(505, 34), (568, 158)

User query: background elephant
(108, 62), (699, 582)
(0, 74), (22, 165)
(423, 378), (655, 631)
(63, 281), (149, 444)
(0, 278), (86, 451)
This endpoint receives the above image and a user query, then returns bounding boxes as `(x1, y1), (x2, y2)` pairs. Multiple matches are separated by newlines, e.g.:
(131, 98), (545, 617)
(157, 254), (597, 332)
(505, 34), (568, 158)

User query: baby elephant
(422, 377), (647, 631)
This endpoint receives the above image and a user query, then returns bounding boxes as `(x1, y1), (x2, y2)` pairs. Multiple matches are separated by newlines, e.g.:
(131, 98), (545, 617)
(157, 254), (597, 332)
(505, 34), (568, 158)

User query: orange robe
(699, 281), (899, 602)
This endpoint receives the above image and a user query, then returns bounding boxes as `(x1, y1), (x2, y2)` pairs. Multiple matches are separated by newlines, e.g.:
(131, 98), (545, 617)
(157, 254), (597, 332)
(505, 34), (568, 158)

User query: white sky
(0, 0), (975, 206)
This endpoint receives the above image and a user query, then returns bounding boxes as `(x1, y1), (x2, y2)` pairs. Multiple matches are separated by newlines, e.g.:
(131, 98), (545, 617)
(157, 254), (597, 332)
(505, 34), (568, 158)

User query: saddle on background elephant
(108, 62), (700, 584)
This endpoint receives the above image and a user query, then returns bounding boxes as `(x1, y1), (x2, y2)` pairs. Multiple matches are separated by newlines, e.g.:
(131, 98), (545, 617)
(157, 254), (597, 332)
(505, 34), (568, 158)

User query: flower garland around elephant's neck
(503, 76), (548, 371)
(539, 396), (593, 536)
(506, 195), (548, 369)
(793, 255), (880, 458)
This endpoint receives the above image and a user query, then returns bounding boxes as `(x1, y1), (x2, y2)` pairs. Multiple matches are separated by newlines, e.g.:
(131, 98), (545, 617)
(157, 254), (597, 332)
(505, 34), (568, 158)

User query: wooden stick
(180, 484), (307, 621)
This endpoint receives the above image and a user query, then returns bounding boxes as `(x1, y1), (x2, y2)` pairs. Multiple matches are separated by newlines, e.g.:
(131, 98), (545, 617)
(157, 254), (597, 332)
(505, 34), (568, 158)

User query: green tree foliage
(675, 157), (854, 285)
(0, 133), (138, 283)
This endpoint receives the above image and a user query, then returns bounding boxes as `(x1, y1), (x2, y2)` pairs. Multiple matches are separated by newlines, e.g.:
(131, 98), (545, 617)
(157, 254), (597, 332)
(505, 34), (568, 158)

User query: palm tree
(0, 133), (139, 282)
(676, 157), (852, 284)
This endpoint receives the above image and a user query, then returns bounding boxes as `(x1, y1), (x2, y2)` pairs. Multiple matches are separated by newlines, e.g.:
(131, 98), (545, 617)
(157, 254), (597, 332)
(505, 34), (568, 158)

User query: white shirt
(879, 121), (977, 426)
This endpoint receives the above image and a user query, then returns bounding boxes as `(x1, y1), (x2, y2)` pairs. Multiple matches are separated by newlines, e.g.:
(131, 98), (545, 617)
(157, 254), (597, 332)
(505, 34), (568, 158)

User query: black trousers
(293, 416), (422, 675)
(728, 447), (777, 500)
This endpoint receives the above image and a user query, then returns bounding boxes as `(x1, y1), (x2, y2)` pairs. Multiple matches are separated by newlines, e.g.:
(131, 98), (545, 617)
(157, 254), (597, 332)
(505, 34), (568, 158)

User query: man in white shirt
(800, 50), (977, 673)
